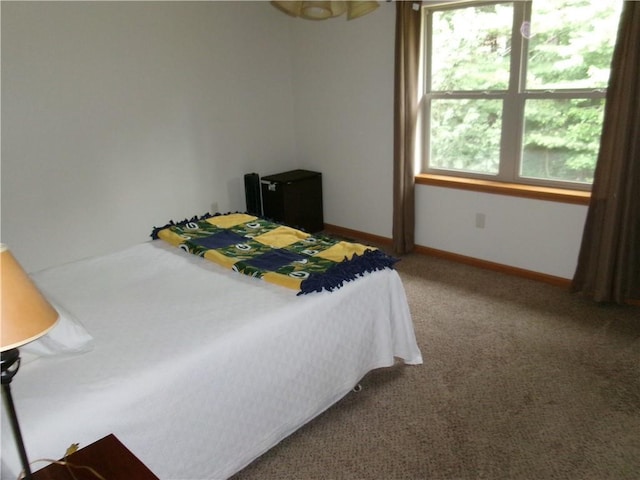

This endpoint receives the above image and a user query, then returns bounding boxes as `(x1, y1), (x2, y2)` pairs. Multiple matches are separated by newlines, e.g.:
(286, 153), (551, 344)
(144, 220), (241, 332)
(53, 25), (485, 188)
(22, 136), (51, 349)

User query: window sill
(415, 174), (591, 205)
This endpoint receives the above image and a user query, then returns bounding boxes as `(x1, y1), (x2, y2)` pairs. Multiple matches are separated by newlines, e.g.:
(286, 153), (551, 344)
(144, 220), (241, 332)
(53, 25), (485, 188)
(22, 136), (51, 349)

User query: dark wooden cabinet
(261, 169), (324, 233)
(32, 434), (159, 480)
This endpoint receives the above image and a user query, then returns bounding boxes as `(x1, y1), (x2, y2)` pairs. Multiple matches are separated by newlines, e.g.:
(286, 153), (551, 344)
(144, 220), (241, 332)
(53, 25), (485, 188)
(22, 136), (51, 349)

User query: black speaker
(244, 173), (262, 216)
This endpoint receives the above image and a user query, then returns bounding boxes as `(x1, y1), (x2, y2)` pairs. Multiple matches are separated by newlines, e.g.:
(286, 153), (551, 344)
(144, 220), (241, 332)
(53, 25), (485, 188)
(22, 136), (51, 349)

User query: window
(421, 0), (622, 191)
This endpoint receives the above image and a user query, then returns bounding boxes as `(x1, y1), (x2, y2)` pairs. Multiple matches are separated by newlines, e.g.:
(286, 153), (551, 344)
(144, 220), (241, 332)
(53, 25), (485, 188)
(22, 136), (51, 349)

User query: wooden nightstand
(32, 434), (159, 480)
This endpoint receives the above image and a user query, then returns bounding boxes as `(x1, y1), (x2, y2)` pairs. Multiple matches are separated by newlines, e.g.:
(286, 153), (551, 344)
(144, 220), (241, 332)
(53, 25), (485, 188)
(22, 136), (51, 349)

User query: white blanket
(1, 241), (422, 479)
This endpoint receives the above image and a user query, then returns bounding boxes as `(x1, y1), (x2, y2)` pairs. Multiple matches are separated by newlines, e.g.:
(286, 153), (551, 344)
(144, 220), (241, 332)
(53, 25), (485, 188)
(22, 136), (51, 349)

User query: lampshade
(271, 1), (378, 20)
(271, 0), (302, 17)
(329, 1), (346, 17)
(1, 245), (58, 351)
(301, 1), (333, 20)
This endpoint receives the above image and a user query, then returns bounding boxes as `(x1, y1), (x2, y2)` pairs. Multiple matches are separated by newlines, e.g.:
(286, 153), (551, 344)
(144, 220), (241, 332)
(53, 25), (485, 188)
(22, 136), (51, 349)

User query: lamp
(271, 1), (379, 20)
(301, 1), (332, 20)
(271, 0), (302, 17)
(1, 244), (59, 480)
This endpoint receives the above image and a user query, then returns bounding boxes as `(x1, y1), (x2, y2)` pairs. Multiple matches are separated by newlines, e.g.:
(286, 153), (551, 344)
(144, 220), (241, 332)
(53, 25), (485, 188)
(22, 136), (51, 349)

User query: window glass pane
(526, 0), (622, 90)
(521, 98), (605, 184)
(430, 99), (502, 175)
(431, 4), (513, 91)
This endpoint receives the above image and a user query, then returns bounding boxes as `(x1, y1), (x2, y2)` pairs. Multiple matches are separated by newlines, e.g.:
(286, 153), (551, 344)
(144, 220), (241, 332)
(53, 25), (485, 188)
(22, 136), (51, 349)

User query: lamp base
(1, 348), (33, 480)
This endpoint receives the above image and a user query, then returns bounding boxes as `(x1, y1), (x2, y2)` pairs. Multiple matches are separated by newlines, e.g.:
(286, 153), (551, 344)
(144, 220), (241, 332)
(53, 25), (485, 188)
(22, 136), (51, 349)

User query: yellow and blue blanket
(151, 213), (397, 295)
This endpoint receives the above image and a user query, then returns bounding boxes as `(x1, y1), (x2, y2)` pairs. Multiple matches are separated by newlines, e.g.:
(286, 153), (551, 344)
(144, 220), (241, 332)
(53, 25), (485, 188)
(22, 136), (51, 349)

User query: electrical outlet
(475, 213), (486, 229)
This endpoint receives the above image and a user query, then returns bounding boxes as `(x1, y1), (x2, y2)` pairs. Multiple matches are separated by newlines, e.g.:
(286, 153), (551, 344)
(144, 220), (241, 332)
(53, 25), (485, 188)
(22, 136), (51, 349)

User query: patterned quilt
(151, 213), (398, 294)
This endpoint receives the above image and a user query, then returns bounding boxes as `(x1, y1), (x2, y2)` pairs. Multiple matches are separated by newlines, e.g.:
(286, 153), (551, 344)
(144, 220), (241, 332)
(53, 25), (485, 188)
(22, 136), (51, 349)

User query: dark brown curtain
(572, 1), (640, 305)
(392, 1), (421, 255)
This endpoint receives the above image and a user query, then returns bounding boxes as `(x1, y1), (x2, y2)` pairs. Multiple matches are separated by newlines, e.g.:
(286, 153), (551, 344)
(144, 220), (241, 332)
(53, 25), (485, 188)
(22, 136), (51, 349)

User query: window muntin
(422, 0), (622, 190)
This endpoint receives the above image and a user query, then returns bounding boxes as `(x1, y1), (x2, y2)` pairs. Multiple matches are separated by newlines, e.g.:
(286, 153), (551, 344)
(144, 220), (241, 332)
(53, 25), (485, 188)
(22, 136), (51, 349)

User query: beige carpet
(232, 253), (640, 480)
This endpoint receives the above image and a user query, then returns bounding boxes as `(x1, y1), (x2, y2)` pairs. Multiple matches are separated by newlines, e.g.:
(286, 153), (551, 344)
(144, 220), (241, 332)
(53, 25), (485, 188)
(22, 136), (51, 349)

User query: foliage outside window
(422, 0), (622, 190)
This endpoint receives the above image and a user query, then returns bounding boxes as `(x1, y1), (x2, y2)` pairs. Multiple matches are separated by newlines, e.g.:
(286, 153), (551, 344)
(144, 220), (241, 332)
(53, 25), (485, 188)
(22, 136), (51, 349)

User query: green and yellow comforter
(151, 213), (397, 295)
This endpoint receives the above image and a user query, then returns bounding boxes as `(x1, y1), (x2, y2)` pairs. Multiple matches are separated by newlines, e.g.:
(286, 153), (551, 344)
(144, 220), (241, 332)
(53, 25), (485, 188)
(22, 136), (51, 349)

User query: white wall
(1, 1), (297, 272)
(291, 3), (396, 238)
(2, 1), (587, 279)
(289, 3), (587, 279)
(415, 187), (587, 278)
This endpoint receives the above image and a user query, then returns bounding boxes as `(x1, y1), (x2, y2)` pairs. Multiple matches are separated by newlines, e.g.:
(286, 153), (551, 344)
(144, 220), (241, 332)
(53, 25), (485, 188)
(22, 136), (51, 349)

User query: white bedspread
(1, 241), (422, 479)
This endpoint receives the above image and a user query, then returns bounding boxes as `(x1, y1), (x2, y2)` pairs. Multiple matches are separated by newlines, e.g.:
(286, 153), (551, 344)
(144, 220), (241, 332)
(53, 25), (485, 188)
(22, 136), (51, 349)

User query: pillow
(21, 300), (94, 358)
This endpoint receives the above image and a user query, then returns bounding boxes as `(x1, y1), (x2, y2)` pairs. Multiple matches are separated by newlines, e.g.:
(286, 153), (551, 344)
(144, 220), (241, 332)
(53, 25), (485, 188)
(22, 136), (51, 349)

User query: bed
(1, 214), (422, 479)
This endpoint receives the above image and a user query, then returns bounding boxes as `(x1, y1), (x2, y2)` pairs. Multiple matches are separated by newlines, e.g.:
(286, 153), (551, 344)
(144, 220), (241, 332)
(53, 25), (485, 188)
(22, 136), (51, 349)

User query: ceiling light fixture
(271, 1), (380, 21)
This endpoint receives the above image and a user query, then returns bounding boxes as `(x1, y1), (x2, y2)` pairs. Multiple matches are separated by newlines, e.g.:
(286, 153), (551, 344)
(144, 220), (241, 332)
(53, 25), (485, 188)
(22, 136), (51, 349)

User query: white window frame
(421, 0), (611, 192)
